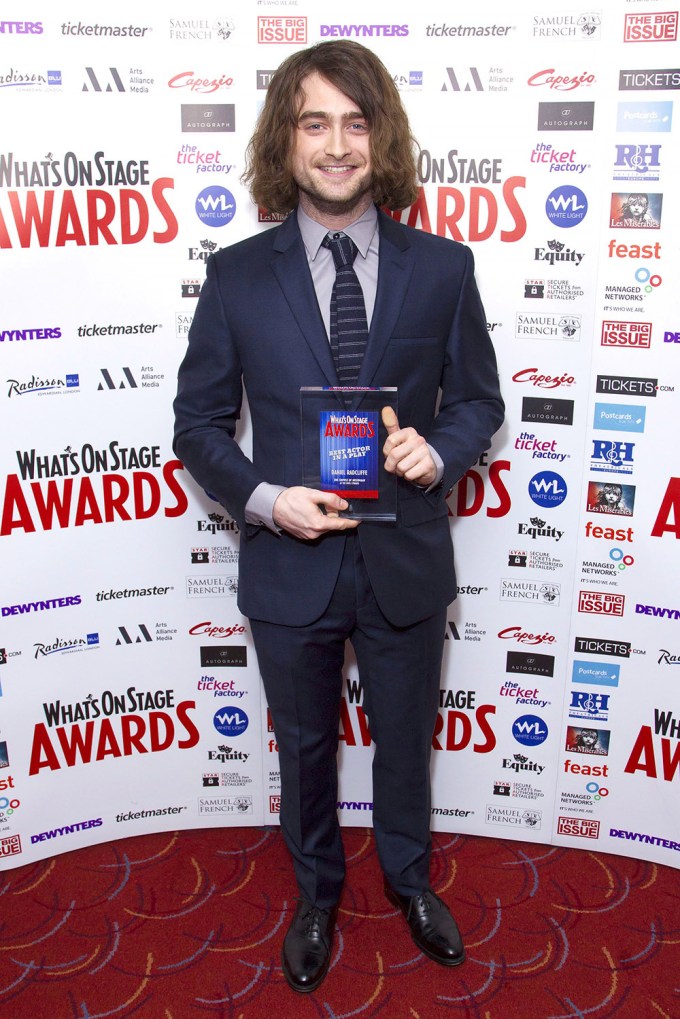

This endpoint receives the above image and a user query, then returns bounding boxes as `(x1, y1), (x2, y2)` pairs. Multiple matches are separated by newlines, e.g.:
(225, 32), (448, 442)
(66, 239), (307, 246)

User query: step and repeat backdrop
(1, 0), (678, 872)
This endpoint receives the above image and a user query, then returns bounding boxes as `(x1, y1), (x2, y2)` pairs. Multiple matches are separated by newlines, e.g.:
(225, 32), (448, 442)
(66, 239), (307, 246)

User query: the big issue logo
(0, 151), (178, 247)
(1, 441), (188, 535)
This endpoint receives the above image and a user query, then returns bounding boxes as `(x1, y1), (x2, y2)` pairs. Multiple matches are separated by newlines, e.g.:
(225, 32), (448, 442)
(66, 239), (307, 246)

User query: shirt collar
(297, 203), (379, 261)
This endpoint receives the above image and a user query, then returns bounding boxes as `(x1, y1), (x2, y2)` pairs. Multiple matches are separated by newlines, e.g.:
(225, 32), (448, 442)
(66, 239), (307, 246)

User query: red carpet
(0, 826), (678, 1018)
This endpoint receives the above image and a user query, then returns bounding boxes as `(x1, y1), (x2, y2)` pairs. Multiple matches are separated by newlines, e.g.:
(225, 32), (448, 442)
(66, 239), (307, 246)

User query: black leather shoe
(385, 882), (465, 966)
(281, 899), (338, 992)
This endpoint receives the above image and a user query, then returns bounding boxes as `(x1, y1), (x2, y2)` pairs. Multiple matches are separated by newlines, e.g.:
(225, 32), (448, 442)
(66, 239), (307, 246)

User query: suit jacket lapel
(270, 214), (338, 386)
(357, 210), (415, 388)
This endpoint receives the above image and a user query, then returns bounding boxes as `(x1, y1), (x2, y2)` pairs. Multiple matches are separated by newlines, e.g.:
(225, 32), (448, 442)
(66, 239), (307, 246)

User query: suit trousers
(250, 532), (447, 908)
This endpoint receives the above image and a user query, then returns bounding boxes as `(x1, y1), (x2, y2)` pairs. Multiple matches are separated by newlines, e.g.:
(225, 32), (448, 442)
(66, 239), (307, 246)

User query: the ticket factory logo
(1, 442), (188, 536)
(28, 687), (199, 774)
(0, 151), (177, 249)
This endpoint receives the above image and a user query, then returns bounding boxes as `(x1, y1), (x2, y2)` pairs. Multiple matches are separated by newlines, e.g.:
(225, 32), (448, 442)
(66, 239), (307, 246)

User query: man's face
(290, 72), (373, 222)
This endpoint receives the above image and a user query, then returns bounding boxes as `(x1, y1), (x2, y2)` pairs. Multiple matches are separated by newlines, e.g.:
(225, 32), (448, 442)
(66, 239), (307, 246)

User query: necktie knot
(323, 232), (357, 271)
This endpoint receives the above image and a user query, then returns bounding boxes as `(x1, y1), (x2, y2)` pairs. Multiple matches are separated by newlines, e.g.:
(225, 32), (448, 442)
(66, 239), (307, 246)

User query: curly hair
(242, 40), (419, 214)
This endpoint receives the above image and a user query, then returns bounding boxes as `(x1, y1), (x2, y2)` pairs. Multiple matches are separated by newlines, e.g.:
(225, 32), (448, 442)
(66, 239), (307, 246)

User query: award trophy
(300, 387), (398, 520)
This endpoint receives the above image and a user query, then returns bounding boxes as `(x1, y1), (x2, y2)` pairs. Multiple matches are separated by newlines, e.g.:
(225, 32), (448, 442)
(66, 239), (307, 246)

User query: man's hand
(272, 486), (360, 540)
(381, 406), (437, 487)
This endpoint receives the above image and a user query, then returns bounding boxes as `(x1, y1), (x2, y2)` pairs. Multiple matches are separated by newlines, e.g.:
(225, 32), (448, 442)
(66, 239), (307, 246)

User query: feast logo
(1, 441), (188, 536)
(0, 151), (177, 248)
(28, 686), (199, 774)
(601, 320), (652, 348)
(624, 709), (680, 782)
(578, 591), (625, 616)
(623, 12), (678, 43)
(388, 155), (526, 242)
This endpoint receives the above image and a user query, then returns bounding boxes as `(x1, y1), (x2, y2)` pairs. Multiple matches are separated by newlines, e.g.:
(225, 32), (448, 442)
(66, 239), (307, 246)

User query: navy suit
(174, 207), (504, 904)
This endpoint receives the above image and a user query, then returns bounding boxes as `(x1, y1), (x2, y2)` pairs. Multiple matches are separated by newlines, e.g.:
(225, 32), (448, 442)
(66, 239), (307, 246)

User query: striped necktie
(322, 232), (369, 386)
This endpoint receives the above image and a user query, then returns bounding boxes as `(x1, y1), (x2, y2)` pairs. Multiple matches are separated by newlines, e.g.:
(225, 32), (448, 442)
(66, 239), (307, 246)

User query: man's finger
(381, 406), (400, 434)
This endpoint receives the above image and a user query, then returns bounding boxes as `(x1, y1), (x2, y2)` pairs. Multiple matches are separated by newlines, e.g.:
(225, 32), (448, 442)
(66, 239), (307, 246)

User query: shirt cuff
(245, 482), (286, 533)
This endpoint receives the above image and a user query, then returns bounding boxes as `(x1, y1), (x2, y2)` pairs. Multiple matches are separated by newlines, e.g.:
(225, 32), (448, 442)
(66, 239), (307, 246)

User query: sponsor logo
(96, 585), (173, 602)
(533, 238), (585, 264)
(186, 576), (238, 598)
(203, 772), (252, 788)
(546, 185), (588, 227)
(532, 13), (601, 39)
(169, 19), (235, 42)
(5, 372), (78, 400)
(624, 709), (680, 781)
(515, 432), (570, 462)
(617, 101), (673, 131)
(502, 752), (545, 775)
(0, 326), (62, 343)
(613, 143), (662, 182)
(590, 439), (635, 475)
(269, 794), (281, 813)
(593, 403), (645, 433)
(439, 66), (515, 92)
(0, 22), (43, 35)
(529, 471), (567, 508)
(517, 517), (565, 541)
(33, 634), (99, 659)
(508, 549), (563, 572)
(2, 595), (81, 617)
(573, 637), (630, 659)
(213, 707), (248, 738)
(176, 312), (193, 337)
(198, 675), (246, 698)
(189, 621), (246, 639)
(169, 72), (234, 94)
(664, 330), (680, 344)
(199, 646), (247, 667)
(498, 626), (557, 646)
(599, 374), (656, 397)
(426, 23), (514, 38)
(320, 25), (408, 38)
(619, 68), (680, 91)
(257, 16), (307, 43)
(601, 321), (652, 347)
(515, 312), (581, 340)
(587, 482), (636, 517)
(658, 649), (680, 666)
(500, 680), (550, 709)
(521, 399), (574, 426)
(572, 660), (620, 686)
(565, 725), (610, 754)
(636, 602), (680, 621)
(80, 67), (155, 93)
(198, 795), (252, 815)
(624, 12), (678, 43)
(494, 780), (544, 801)
(501, 580), (560, 606)
(537, 101), (595, 130)
(392, 71), (424, 91)
(195, 185), (236, 226)
(578, 591), (625, 616)
(610, 191), (662, 229)
(181, 104), (235, 133)
(524, 278), (585, 301)
(207, 744), (249, 764)
(530, 70), (595, 91)
(0, 834), (21, 857)
(179, 148), (234, 177)
(569, 690), (610, 722)
(513, 714), (549, 746)
(115, 806), (187, 822)
(30, 818), (103, 843)
(507, 650), (555, 676)
(76, 321), (162, 339)
(557, 816), (600, 838)
(486, 805), (542, 828)
(610, 827), (680, 851)
(513, 368), (576, 389)
(61, 21), (149, 38)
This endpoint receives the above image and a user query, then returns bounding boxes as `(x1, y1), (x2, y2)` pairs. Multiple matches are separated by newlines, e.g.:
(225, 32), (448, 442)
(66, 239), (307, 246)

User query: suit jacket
(173, 208), (504, 628)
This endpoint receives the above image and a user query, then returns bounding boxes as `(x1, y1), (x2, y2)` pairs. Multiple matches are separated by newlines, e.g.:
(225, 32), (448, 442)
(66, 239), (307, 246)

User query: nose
(324, 123), (351, 160)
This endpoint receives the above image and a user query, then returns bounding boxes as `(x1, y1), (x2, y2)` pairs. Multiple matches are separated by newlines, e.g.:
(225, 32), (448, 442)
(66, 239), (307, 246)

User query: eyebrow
(297, 109), (367, 124)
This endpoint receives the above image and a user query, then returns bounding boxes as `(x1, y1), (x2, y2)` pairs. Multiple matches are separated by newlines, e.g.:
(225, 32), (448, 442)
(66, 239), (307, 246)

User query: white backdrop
(1, 0), (678, 872)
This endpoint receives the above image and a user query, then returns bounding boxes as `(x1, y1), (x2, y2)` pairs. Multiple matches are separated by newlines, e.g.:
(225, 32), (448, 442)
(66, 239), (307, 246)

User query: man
(173, 40), (504, 993)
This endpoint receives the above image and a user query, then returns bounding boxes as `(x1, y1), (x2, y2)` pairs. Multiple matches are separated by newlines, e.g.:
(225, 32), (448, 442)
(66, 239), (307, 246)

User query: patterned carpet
(0, 826), (678, 1019)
